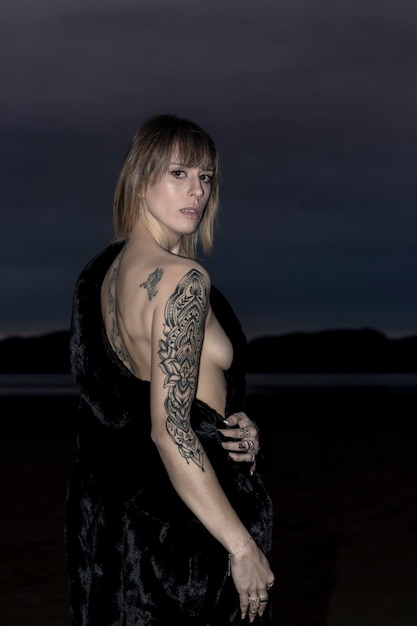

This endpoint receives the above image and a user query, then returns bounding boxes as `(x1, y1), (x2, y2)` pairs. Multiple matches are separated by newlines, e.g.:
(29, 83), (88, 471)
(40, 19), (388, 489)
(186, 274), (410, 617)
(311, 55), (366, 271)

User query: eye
(171, 169), (186, 178)
(200, 173), (213, 184)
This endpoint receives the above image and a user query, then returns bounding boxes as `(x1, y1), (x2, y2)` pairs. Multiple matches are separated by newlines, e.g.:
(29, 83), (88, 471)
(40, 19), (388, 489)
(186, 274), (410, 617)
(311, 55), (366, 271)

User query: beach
(1, 384), (417, 625)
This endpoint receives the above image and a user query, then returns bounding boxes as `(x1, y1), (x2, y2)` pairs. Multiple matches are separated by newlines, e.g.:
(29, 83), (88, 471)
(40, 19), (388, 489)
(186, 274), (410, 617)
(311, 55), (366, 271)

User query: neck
(131, 218), (182, 255)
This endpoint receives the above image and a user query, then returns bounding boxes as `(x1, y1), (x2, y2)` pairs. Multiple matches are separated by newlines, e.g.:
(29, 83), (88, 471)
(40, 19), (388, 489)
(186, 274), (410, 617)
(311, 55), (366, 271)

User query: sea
(1, 373), (416, 396)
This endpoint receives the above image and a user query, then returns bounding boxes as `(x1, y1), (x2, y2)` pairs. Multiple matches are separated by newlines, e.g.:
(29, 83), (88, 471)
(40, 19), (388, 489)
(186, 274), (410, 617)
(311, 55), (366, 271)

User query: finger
(257, 593), (269, 616)
(237, 438), (258, 455)
(220, 438), (258, 460)
(222, 438), (255, 455)
(219, 448), (258, 474)
(220, 412), (259, 439)
(240, 594), (250, 620)
(223, 411), (254, 429)
(237, 439), (256, 455)
(248, 596), (261, 623)
(237, 412), (259, 435)
(227, 450), (256, 472)
(218, 426), (251, 441)
(217, 427), (242, 440)
(237, 422), (258, 442)
(227, 449), (255, 461)
(219, 440), (250, 453)
(221, 412), (244, 427)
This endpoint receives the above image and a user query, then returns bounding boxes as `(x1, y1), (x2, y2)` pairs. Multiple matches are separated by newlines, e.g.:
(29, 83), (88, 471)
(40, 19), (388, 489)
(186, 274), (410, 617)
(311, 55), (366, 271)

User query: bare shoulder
(147, 257), (212, 347)
(151, 256), (211, 303)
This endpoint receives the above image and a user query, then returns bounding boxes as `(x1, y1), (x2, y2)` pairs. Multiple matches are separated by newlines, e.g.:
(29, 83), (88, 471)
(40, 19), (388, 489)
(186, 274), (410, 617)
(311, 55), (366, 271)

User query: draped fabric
(64, 242), (274, 625)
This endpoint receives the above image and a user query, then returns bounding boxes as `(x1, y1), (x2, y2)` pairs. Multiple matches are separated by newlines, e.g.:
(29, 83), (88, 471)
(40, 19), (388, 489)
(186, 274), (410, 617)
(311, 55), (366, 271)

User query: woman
(65, 114), (274, 625)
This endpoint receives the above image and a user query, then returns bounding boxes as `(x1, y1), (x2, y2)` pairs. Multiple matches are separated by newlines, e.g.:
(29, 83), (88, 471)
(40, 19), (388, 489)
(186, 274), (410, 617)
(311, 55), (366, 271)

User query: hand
(218, 411), (260, 474)
(229, 537), (275, 623)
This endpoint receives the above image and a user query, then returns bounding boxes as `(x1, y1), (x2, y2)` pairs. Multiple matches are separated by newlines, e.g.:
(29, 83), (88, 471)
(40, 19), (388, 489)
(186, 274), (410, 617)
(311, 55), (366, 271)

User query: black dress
(64, 242), (274, 625)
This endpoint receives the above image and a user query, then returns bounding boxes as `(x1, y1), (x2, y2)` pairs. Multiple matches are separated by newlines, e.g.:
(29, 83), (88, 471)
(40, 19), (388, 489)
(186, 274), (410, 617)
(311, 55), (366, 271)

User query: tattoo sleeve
(157, 269), (209, 470)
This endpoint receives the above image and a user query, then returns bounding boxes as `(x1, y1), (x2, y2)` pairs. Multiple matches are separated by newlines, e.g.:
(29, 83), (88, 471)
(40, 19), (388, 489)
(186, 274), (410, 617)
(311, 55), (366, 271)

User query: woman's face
(141, 154), (214, 240)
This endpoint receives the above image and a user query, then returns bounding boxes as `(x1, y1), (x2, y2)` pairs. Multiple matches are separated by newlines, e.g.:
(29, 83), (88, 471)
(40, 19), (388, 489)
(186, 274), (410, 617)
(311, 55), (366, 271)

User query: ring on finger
(249, 597), (260, 605)
(241, 427), (250, 438)
(248, 451), (256, 463)
(246, 439), (255, 451)
(259, 598), (268, 603)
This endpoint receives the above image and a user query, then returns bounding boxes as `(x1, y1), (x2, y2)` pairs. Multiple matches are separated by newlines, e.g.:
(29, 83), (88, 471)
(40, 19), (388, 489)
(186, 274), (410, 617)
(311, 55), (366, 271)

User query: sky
(1, 0), (416, 341)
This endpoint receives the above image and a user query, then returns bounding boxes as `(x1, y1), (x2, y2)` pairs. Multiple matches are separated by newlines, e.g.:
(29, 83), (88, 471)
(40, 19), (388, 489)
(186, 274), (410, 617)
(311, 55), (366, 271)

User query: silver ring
(247, 439), (255, 451)
(249, 597), (260, 605)
(266, 582), (274, 590)
(249, 452), (256, 463)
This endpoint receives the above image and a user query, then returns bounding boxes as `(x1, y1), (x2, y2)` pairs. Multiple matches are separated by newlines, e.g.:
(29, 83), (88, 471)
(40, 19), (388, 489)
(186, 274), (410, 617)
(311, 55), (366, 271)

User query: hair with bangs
(112, 114), (220, 259)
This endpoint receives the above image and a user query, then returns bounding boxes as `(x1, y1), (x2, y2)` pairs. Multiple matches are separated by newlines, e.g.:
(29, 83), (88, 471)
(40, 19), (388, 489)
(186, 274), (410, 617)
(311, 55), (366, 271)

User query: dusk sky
(2, 0), (416, 341)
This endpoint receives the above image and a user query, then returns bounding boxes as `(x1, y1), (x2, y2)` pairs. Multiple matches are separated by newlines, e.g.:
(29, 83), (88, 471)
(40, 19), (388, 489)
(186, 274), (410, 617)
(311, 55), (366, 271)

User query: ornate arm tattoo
(140, 267), (164, 300)
(157, 269), (209, 470)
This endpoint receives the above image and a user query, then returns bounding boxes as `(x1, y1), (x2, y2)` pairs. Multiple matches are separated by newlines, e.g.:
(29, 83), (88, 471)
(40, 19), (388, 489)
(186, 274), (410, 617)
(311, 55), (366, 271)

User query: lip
(179, 206), (202, 220)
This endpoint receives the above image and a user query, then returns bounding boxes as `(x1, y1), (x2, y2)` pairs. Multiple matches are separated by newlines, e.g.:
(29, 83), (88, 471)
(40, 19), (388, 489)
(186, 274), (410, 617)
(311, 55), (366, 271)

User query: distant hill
(246, 328), (417, 373)
(0, 327), (416, 374)
(0, 331), (71, 374)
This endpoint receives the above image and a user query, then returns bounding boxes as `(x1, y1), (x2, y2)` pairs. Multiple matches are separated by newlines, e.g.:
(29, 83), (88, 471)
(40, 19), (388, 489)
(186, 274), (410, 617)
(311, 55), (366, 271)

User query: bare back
(101, 239), (233, 417)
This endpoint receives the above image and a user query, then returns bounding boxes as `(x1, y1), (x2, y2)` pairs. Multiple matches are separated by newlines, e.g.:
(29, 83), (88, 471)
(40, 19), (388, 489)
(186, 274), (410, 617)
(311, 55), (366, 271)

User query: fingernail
(222, 418), (230, 425)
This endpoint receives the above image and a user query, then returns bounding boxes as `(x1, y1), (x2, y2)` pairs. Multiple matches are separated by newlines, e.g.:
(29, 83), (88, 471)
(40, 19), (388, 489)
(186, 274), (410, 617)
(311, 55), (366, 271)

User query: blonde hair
(112, 114), (220, 259)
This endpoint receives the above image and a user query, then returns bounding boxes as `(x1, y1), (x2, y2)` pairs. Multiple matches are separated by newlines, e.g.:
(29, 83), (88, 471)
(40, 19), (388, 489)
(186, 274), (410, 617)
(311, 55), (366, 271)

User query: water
(0, 374), (75, 396)
(1, 373), (416, 396)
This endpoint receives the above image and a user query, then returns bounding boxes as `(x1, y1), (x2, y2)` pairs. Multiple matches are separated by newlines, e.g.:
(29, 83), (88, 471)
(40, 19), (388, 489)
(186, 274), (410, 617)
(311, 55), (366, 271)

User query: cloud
(1, 0), (416, 339)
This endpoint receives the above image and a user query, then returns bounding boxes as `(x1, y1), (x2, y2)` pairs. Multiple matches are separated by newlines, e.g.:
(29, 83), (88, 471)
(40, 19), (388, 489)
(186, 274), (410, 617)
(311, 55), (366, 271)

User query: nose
(189, 174), (204, 198)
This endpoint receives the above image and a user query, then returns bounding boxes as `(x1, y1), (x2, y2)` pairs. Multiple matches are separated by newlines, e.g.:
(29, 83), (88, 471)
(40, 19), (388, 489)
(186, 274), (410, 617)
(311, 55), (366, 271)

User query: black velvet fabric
(64, 242), (274, 625)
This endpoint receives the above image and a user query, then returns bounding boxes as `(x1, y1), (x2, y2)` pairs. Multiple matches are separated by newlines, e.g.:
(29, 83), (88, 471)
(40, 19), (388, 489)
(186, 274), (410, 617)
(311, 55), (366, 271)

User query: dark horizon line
(1, 325), (417, 343)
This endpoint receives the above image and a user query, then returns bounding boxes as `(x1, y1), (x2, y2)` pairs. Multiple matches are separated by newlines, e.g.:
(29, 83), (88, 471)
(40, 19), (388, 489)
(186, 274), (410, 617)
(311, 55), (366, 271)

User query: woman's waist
(195, 370), (228, 418)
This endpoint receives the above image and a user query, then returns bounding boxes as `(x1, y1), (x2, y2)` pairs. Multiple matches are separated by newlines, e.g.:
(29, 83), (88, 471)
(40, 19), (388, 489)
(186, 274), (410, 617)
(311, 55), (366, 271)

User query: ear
(138, 182), (148, 199)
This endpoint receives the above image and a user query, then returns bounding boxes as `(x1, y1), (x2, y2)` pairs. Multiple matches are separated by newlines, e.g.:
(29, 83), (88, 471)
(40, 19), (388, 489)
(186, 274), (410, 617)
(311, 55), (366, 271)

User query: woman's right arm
(149, 266), (274, 621)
